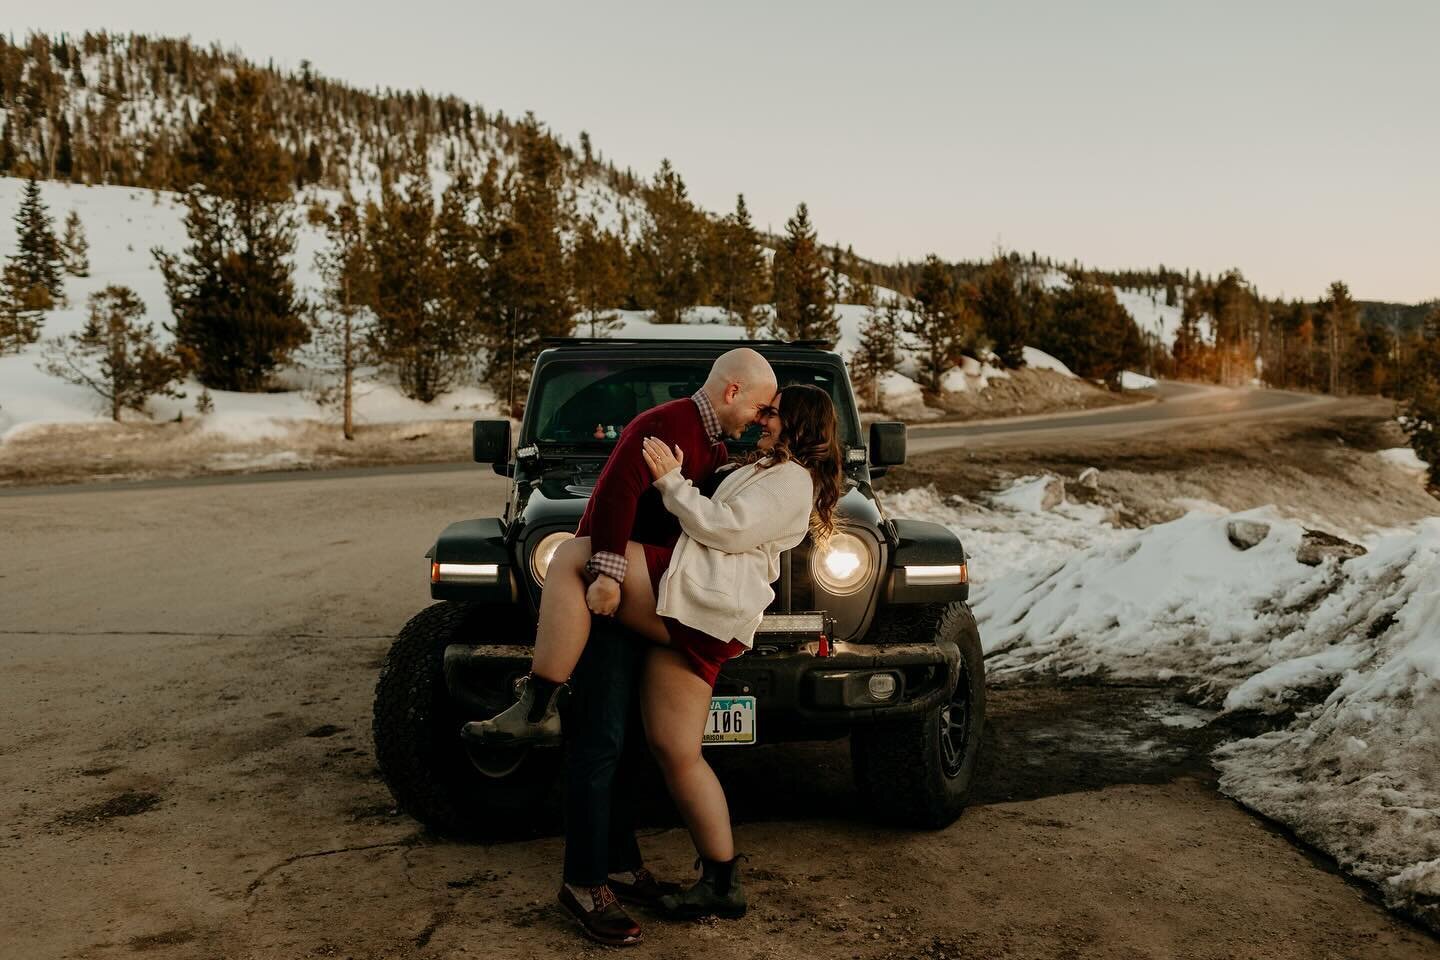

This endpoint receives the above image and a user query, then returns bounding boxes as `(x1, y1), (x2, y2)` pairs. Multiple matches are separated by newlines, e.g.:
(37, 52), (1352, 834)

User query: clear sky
(23, 1), (1440, 302)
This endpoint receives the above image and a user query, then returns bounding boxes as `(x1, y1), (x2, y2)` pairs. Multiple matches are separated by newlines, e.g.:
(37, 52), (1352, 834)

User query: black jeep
(373, 339), (984, 835)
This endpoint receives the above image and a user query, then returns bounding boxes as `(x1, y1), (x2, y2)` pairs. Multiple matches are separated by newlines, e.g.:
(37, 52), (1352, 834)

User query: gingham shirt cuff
(585, 550), (628, 583)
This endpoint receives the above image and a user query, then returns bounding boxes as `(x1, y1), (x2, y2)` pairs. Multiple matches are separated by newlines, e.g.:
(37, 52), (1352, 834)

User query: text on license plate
(704, 696), (756, 746)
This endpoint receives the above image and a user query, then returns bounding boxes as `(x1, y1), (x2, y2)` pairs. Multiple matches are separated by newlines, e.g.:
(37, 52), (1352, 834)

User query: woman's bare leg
(641, 648), (734, 861)
(531, 539), (669, 683)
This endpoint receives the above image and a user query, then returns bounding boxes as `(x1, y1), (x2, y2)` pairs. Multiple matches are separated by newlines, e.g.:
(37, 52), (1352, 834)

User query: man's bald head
(703, 348), (778, 438)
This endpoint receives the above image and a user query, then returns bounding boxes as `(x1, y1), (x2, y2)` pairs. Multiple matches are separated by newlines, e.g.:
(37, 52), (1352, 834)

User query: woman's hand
(641, 436), (684, 481)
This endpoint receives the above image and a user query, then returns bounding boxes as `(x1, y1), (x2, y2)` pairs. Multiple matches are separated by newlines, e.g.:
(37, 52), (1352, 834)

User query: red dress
(641, 543), (747, 687)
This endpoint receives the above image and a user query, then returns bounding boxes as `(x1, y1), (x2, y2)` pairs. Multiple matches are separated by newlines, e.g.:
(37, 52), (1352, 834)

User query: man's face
(718, 381), (777, 438)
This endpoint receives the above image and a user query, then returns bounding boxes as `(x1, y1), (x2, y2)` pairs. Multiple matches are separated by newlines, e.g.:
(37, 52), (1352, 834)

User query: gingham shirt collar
(692, 389), (723, 442)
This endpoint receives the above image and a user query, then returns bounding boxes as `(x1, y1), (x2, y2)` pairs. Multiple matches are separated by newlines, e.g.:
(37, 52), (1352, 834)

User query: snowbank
(1379, 447), (1429, 473)
(1119, 370), (1158, 390)
(888, 483), (1440, 928)
(1215, 521), (1440, 929)
(1021, 346), (1076, 378)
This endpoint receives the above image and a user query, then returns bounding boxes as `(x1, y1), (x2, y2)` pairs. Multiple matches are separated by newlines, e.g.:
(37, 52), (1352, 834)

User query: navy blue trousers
(561, 619), (646, 886)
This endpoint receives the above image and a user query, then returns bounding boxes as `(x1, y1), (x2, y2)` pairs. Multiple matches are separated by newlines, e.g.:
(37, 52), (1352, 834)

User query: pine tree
(310, 198), (374, 439)
(0, 261), (46, 351)
(903, 255), (970, 392)
(571, 215), (626, 337)
(853, 294), (901, 409)
(975, 258), (1027, 368)
(10, 176), (65, 307)
(478, 118), (576, 412)
(1045, 280), (1145, 388)
(1321, 280), (1359, 396)
(40, 285), (184, 421)
(60, 209), (89, 276)
(363, 148), (465, 404)
(828, 246), (847, 305)
(707, 194), (767, 336)
(771, 203), (836, 343)
(1397, 307), (1440, 490)
(634, 159), (704, 323)
(154, 68), (307, 390)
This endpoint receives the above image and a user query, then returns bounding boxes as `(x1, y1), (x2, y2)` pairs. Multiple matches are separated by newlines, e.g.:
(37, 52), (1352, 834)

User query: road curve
(907, 381), (1338, 455)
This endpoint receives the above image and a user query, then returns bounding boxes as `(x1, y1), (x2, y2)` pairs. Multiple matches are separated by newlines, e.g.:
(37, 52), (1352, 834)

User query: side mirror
(869, 421), (907, 468)
(473, 420), (512, 472)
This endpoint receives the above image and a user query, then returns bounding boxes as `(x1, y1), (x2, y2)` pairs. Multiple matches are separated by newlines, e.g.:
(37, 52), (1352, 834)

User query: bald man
(579, 347), (779, 615)
(557, 348), (776, 945)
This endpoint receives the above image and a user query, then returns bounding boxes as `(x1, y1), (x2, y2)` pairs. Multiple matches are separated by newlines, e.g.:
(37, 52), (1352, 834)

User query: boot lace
(590, 884), (618, 911)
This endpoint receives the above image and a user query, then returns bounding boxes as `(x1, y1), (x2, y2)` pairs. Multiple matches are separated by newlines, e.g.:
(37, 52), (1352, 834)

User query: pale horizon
(20, 0), (1440, 303)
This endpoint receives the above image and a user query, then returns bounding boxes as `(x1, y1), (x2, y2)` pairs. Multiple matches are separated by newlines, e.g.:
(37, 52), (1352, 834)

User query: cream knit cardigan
(651, 458), (814, 646)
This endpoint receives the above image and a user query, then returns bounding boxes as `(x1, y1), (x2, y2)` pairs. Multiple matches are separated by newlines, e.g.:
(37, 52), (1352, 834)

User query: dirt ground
(2, 438), (1436, 959)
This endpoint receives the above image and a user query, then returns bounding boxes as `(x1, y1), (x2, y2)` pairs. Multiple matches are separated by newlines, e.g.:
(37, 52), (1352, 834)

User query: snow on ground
(1379, 447), (1430, 473)
(1119, 370), (1158, 390)
(1113, 287), (1196, 349)
(1215, 521), (1440, 926)
(889, 479), (1440, 927)
(1021, 346), (1075, 378)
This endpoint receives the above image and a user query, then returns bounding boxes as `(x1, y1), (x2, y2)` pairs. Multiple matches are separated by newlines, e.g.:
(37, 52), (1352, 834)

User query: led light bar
(904, 563), (968, 586)
(846, 447), (868, 463)
(431, 561), (501, 585)
(756, 612), (827, 634)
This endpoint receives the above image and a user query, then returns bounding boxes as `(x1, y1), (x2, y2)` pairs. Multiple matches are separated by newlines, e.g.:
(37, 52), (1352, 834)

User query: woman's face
(755, 393), (783, 451)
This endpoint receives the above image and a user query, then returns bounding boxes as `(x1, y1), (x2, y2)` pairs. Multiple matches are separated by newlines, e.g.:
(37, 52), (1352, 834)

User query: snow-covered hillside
(0, 178), (498, 442)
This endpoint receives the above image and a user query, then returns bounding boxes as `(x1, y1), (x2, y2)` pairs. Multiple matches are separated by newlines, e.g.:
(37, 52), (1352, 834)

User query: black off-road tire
(372, 600), (556, 839)
(850, 602), (985, 828)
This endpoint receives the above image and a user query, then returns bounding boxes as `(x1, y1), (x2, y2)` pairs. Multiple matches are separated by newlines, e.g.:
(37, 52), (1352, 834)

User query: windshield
(524, 358), (860, 448)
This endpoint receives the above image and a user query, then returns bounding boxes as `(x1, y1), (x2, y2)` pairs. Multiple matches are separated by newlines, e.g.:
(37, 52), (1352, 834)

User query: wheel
(372, 600), (558, 838)
(850, 602), (986, 828)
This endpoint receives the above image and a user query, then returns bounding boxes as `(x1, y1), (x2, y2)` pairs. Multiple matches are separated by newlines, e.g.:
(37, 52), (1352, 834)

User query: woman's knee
(645, 724), (700, 774)
(552, 536), (591, 574)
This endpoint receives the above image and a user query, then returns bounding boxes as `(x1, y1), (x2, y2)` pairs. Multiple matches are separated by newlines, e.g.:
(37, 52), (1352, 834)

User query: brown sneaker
(557, 884), (642, 947)
(608, 867), (683, 909)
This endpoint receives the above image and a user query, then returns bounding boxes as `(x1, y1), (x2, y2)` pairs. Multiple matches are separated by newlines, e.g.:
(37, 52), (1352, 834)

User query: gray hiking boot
(657, 855), (748, 920)
(459, 674), (566, 746)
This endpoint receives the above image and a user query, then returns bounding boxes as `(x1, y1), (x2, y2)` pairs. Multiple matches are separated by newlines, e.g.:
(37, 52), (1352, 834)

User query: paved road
(907, 381), (1337, 454)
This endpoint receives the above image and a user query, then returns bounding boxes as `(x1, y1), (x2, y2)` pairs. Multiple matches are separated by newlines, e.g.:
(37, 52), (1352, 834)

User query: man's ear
(724, 383), (741, 405)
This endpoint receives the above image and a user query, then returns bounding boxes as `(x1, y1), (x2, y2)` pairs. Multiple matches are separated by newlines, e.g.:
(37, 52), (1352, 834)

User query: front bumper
(443, 637), (959, 745)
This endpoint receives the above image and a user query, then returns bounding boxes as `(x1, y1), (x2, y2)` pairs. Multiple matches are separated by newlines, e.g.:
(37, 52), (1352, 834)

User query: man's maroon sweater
(575, 397), (729, 576)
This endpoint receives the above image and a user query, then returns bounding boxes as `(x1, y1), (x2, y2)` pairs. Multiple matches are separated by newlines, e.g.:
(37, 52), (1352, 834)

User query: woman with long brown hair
(636, 382), (844, 919)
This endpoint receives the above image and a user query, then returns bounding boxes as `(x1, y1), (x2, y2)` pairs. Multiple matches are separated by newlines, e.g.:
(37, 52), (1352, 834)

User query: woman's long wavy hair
(743, 383), (845, 543)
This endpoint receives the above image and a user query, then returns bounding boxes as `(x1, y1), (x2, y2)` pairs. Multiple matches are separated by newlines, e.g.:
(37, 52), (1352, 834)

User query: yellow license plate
(703, 696), (756, 746)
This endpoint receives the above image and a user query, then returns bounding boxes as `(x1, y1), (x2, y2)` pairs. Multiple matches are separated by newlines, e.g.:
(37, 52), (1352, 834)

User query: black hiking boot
(657, 855), (748, 920)
(459, 674), (566, 746)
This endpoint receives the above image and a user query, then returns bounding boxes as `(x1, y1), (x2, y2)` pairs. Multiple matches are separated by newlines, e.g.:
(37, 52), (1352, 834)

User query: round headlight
(812, 531), (872, 596)
(530, 531), (574, 585)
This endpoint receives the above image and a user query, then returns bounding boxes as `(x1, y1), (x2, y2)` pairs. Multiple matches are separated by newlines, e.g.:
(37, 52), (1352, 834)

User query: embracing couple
(460, 348), (844, 946)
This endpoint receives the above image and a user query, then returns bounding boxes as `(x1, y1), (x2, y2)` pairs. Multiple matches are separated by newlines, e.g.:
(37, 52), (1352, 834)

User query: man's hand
(641, 436), (684, 481)
(586, 574), (622, 616)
